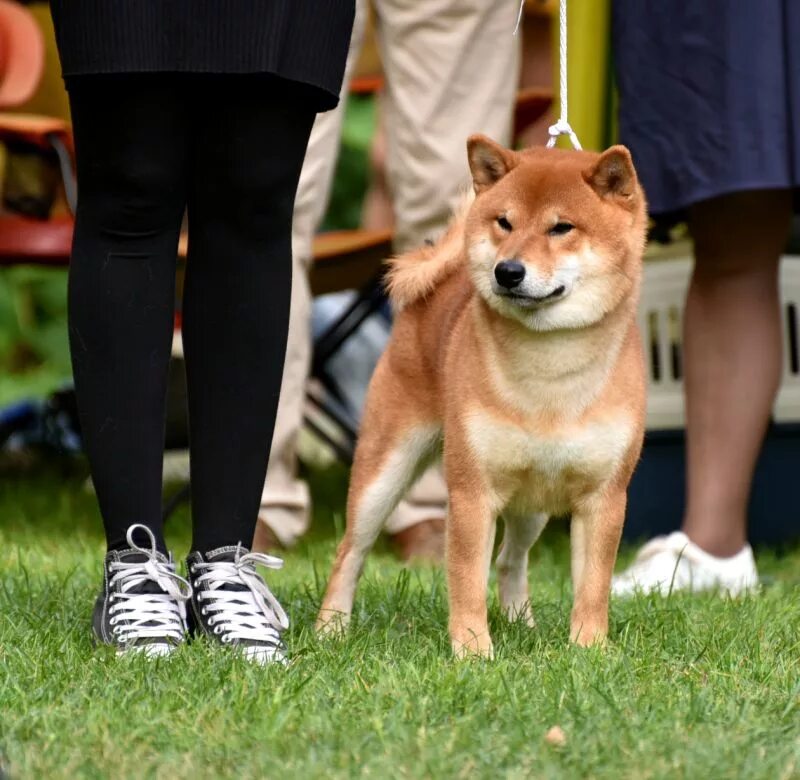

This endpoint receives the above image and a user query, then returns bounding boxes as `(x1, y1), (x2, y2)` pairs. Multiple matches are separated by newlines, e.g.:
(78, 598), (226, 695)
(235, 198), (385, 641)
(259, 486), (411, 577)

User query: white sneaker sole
(116, 642), (177, 659)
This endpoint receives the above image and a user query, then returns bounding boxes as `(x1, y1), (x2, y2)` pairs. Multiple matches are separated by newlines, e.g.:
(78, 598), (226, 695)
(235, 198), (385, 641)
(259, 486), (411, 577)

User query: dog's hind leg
(317, 368), (439, 634)
(496, 513), (548, 626)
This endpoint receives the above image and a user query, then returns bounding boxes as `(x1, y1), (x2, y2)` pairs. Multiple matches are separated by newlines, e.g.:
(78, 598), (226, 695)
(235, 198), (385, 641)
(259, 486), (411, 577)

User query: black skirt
(49, 0), (355, 112)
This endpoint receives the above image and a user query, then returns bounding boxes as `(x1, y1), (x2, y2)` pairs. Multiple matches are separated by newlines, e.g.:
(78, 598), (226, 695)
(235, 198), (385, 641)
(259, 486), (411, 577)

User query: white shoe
(612, 531), (759, 597)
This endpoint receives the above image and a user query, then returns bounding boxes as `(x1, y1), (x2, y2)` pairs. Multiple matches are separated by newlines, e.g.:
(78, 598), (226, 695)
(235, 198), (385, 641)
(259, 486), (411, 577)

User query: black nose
(494, 260), (526, 289)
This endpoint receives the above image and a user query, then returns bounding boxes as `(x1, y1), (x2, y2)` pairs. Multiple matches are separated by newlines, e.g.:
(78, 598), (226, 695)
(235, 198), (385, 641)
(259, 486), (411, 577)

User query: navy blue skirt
(613, 1), (800, 216)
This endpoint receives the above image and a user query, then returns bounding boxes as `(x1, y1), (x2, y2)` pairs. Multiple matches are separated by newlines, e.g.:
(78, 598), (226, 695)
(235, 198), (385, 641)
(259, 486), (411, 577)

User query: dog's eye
(496, 216), (513, 232)
(548, 222), (574, 236)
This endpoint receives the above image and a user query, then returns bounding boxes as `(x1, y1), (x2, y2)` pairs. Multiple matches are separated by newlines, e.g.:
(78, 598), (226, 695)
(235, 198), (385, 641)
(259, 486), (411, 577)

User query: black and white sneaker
(185, 545), (289, 665)
(93, 524), (192, 658)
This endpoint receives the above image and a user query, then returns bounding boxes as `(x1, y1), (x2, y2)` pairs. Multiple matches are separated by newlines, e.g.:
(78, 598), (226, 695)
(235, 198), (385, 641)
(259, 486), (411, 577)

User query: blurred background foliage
(0, 267), (69, 404)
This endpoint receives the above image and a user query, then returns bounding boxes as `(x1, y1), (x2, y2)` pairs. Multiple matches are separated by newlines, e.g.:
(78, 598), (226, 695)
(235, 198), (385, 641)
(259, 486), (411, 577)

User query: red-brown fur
(318, 136), (648, 657)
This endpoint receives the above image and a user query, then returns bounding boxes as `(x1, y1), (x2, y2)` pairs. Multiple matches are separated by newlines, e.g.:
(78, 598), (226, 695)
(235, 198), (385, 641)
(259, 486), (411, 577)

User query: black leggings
(67, 75), (315, 553)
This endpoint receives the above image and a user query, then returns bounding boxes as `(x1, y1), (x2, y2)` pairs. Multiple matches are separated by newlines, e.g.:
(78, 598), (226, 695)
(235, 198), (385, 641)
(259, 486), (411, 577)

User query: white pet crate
(638, 250), (800, 430)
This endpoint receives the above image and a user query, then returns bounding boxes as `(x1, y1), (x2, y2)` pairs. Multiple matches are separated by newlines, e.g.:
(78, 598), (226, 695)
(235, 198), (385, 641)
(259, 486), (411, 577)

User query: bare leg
(683, 190), (791, 556)
(496, 513), (548, 625)
(570, 491), (626, 646)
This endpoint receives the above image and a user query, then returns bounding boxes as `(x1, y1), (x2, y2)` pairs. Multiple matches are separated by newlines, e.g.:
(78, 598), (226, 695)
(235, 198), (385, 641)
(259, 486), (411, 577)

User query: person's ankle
(680, 523), (748, 559)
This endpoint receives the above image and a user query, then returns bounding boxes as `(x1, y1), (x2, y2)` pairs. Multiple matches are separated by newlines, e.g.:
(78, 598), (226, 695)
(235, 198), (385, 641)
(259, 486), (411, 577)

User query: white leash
(515, 0), (582, 150)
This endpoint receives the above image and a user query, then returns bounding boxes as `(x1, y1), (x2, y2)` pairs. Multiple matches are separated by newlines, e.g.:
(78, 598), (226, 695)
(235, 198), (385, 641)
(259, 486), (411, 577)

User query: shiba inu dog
(317, 136), (647, 657)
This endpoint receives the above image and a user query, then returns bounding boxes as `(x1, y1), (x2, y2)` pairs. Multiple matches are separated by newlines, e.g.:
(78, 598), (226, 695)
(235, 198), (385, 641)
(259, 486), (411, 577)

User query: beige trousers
(261, 0), (521, 546)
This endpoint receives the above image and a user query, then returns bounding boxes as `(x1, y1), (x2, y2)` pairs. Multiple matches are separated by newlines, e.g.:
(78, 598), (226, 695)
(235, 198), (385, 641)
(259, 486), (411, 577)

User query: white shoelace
(108, 525), (192, 646)
(192, 547), (289, 647)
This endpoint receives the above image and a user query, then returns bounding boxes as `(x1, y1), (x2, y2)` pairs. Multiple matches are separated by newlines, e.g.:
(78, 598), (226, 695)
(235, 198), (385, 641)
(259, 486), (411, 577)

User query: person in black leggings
(50, 3), (354, 663)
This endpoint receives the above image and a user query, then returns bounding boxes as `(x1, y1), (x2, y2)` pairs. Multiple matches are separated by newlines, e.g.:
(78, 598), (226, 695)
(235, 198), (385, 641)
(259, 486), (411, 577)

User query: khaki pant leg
(260, 0), (368, 546)
(376, 0), (521, 533)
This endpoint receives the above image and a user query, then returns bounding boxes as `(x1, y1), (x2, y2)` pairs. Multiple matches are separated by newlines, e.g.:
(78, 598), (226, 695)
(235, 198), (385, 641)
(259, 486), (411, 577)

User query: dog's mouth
(496, 285), (568, 308)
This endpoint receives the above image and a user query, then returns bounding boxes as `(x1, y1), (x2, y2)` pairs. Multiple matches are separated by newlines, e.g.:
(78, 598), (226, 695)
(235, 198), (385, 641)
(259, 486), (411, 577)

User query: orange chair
(0, 0), (74, 268)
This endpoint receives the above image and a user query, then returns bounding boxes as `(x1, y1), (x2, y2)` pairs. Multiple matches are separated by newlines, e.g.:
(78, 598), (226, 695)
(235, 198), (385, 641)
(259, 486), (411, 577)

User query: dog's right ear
(467, 135), (516, 193)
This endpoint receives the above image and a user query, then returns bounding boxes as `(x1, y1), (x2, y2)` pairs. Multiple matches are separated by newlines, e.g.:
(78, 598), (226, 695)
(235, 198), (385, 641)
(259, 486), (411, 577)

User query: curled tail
(386, 196), (471, 310)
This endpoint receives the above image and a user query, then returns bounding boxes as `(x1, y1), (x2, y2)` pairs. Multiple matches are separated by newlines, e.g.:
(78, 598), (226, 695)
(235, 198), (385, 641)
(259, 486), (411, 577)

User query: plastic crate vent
(638, 256), (800, 430)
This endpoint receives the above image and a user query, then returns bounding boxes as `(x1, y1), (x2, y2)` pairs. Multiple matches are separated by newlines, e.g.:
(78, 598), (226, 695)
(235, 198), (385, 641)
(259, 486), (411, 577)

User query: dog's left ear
(584, 145), (638, 200)
(467, 134), (516, 193)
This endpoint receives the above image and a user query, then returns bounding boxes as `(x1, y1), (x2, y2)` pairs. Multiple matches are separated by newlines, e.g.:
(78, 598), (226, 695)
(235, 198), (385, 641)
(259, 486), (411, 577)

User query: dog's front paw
(569, 617), (608, 647)
(450, 624), (494, 659)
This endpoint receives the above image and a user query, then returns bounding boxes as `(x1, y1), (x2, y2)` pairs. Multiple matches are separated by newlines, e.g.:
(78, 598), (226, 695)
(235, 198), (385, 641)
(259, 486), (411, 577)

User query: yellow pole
(553, 0), (611, 151)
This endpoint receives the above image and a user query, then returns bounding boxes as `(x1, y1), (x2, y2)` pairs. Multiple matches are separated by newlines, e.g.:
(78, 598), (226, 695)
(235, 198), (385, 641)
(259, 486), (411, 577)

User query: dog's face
(464, 136), (647, 331)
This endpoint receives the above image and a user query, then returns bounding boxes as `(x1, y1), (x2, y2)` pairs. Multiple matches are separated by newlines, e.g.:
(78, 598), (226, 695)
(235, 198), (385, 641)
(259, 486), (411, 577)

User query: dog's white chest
(465, 411), (633, 512)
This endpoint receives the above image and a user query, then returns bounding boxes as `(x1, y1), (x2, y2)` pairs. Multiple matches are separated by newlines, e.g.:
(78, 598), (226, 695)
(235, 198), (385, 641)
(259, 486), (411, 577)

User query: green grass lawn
(1, 464), (799, 779)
